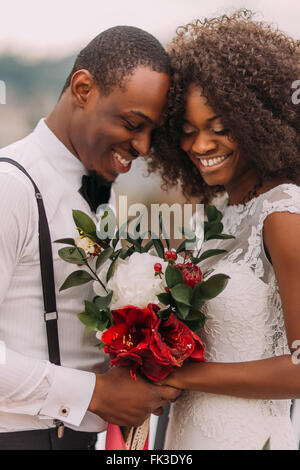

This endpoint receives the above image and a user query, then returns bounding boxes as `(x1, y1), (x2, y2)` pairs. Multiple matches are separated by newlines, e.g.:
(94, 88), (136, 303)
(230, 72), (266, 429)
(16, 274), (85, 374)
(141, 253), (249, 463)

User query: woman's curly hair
(148, 9), (300, 203)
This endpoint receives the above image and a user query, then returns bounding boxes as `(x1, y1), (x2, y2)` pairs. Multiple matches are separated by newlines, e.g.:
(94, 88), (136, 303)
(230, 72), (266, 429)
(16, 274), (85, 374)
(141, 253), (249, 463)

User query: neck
(45, 94), (80, 160)
(225, 170), (291, 205)
(225, 168), (260, 205)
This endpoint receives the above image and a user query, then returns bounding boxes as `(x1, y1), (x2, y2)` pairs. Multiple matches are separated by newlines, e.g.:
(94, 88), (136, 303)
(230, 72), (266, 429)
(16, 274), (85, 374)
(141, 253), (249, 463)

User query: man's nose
(131, 132), (151, 157)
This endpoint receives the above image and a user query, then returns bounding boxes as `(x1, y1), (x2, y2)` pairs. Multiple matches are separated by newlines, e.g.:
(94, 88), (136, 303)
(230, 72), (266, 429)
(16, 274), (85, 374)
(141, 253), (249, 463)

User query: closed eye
(212, 128), (230, 136)
(122, 118), (144, 132)
(182, 123), (197, 136)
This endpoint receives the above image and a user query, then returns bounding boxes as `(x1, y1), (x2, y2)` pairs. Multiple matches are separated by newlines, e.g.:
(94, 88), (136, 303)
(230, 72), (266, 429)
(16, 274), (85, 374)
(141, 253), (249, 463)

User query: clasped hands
(88, 366), (182, 427)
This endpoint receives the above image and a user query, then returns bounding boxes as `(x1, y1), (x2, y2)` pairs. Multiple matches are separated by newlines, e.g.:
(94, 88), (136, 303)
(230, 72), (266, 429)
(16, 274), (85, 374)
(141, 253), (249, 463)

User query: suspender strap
(0, 157), (61, 366)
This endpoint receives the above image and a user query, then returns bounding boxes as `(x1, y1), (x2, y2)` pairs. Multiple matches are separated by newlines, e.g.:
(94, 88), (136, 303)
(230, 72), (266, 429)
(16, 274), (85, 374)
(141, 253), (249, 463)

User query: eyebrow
(207, 115), (221, 122)
(128, 110), (155, 125)
(183, 115), (222, 126)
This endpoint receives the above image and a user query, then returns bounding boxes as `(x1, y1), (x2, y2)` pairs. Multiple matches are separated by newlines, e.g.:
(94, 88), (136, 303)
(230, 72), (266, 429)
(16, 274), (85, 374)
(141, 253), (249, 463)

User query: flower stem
(84, 260), (108, 293)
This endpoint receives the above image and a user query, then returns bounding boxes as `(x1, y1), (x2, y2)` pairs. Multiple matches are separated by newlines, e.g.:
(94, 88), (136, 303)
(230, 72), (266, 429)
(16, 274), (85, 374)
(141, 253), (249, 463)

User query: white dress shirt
(0, 119), (113, 433)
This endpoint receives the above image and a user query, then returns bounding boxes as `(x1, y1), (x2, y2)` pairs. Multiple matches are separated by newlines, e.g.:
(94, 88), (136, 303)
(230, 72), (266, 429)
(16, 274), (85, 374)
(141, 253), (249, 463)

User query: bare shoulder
(263, 210), (300, 268)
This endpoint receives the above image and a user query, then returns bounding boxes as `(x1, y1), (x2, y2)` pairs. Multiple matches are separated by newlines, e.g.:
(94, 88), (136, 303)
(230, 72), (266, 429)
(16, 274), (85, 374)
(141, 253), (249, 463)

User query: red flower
(177, 262), (203, 289)
(102, 304), (205, 381)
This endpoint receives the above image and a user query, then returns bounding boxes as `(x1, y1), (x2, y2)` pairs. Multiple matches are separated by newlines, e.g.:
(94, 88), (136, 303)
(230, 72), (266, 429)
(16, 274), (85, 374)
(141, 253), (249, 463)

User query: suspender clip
(44, 311), (58, 321)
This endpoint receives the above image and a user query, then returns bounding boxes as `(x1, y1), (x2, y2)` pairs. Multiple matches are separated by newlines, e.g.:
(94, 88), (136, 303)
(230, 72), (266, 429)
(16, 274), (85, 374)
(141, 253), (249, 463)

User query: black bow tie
(79, 171), (112, 213)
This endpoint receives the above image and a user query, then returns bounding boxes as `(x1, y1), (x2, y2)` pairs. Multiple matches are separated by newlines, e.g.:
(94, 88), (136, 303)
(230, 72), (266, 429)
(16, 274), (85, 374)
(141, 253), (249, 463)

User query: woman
(149, 9), (300, 450)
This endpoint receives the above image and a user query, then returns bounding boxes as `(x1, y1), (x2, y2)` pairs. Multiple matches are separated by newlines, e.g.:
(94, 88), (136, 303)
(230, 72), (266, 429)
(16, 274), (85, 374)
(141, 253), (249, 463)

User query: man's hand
(88, 367), (181, 427)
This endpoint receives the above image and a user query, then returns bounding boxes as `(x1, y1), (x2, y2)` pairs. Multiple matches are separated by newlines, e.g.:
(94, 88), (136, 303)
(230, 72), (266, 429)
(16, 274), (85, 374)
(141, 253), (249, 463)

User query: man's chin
(88, 169), (117, 184)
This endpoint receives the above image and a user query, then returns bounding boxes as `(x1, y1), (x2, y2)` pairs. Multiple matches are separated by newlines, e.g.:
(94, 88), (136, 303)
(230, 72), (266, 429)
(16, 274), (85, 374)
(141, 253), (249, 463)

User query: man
(0, 26), (179, 450)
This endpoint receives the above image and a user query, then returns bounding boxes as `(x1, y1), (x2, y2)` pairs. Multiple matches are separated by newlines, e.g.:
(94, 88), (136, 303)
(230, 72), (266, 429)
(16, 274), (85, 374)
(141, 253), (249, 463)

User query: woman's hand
(156, 362), (205, 390)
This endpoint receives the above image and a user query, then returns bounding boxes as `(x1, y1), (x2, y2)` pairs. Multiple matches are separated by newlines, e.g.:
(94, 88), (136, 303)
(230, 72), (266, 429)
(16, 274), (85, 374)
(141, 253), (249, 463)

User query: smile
(112, 150), (133, 173)
(197, 152), (233, 169)
(113, 151), (131, 167)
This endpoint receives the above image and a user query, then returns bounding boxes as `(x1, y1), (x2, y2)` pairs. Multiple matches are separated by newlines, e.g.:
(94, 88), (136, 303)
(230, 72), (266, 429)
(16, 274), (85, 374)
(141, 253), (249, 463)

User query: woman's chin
(200, 172), (230, 187)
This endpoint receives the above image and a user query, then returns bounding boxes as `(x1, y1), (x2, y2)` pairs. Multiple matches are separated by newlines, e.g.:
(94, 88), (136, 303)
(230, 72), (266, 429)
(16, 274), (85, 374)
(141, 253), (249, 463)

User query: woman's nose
(191, 133), (217, 155)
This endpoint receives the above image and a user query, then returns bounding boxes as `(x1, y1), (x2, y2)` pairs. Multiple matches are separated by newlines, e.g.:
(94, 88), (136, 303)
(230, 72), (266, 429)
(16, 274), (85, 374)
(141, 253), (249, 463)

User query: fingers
(152, 407), (164, 417)
(156, 384), (182, 402)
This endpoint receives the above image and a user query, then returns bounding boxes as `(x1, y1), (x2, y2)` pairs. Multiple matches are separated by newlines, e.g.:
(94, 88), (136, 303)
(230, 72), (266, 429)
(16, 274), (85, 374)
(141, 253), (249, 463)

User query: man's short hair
(62, 25), (170, 95)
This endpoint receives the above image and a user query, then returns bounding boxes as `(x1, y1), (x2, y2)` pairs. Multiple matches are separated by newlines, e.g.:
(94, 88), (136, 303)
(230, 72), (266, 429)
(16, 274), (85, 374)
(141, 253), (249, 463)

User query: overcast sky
(1, 0), (299, 59)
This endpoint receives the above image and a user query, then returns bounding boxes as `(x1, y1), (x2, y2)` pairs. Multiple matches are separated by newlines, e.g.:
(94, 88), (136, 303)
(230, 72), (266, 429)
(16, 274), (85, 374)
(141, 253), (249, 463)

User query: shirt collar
(32, 118), (87, 188)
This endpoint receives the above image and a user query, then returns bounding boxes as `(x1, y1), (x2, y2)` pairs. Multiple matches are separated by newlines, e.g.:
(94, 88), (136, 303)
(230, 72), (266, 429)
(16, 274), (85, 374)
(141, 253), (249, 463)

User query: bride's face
(180, 84), (249, 188)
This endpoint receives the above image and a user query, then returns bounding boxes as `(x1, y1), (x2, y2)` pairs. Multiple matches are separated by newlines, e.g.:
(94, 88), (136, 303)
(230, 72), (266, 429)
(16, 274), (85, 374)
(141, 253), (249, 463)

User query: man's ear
(69, 69), (95, 107)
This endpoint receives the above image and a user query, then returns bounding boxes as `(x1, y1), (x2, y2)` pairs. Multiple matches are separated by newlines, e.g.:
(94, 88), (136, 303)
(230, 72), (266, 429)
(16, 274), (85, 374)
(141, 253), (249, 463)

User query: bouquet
(56, 205), (234, 449)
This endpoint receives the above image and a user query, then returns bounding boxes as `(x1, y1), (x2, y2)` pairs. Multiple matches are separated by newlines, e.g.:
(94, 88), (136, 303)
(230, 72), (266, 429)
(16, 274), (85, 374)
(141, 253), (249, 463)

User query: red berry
(165, 251), (172, 260)
(171, 251), (177, 260)
(154, 263), (162, 273)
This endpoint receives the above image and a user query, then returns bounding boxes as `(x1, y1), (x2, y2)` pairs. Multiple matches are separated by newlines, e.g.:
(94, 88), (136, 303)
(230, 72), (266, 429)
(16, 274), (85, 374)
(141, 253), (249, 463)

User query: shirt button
(59, 406), (70, 417)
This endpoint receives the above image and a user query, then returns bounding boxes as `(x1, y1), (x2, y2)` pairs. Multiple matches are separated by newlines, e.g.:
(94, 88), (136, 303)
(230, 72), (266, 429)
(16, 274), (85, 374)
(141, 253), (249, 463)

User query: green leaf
(196, 249), (227, 263)
(262, 437), (271, 450)
(59, 270), (94, 291)
(204, 222), (224, 241)
(121, 246), (135, 259)
(192, 274), (230, 300)
(126, 234), (142, 251)
(184, 317), (206, 333)
(165, 264), (184, 288)
(176, 239), (187, 254)
(106, 251), (121, 282)
(54, 238), (75, 246)
(78, 312), (98, 333)
(141, 240), (154, 253)
(96, 247), (114, 271)
(157, 305), (173, 319)
(175, 301), (191, 319)
(190, 283), (206, 310)
(96, 318), (110, 331)
(95, 291), (113, 310)
(58, 246), (87, 265)
(206, 233), (235, 240)
(112, 219), (128, 249)
(84, 299), (100, 317)
(170, 283), (193, 306)
(203, 268), (215, 279)
(157, 292), (173, 305)
(152, 238), (165, 259)
(186, 307), (206, 322)
(179, 226), (197, 242)
(206, 205), (222, 223)
(96, 210), (116, 243)
(129, 213), (148, 241)
(72, 210), (96, 234)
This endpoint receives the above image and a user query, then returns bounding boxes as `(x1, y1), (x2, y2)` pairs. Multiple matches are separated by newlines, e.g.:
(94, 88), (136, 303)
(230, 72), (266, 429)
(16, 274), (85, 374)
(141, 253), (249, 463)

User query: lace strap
(244, 185), (300, 279)
(258, 185), (300, 228)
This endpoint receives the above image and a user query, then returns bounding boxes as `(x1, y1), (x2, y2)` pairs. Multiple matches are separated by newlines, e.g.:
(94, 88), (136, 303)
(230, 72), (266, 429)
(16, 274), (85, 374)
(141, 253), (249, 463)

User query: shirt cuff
(38, 365), (96, 427)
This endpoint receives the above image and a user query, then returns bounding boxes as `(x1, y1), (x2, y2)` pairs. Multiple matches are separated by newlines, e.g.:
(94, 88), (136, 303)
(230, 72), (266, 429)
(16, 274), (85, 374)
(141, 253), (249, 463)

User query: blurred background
(0, 0), (299, 449)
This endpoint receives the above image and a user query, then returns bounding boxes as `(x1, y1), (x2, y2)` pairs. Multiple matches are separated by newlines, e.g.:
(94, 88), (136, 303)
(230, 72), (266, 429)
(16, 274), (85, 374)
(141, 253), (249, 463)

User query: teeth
(200, 154), (231, 167)
(114, 152), (130, 167)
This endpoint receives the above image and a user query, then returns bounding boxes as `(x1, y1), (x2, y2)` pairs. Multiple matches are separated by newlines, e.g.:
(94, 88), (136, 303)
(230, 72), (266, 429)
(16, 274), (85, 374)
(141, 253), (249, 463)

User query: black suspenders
(0, 158), (64, 436)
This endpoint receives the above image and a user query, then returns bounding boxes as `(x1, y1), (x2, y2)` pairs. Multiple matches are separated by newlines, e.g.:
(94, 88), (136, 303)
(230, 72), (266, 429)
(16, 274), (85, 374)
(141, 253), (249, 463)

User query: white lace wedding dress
(165, 184), (300, 450)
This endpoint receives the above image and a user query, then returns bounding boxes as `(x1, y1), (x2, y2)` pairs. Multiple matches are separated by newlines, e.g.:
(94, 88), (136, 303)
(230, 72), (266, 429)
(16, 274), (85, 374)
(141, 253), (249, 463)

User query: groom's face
(69, 67), (170, 181)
